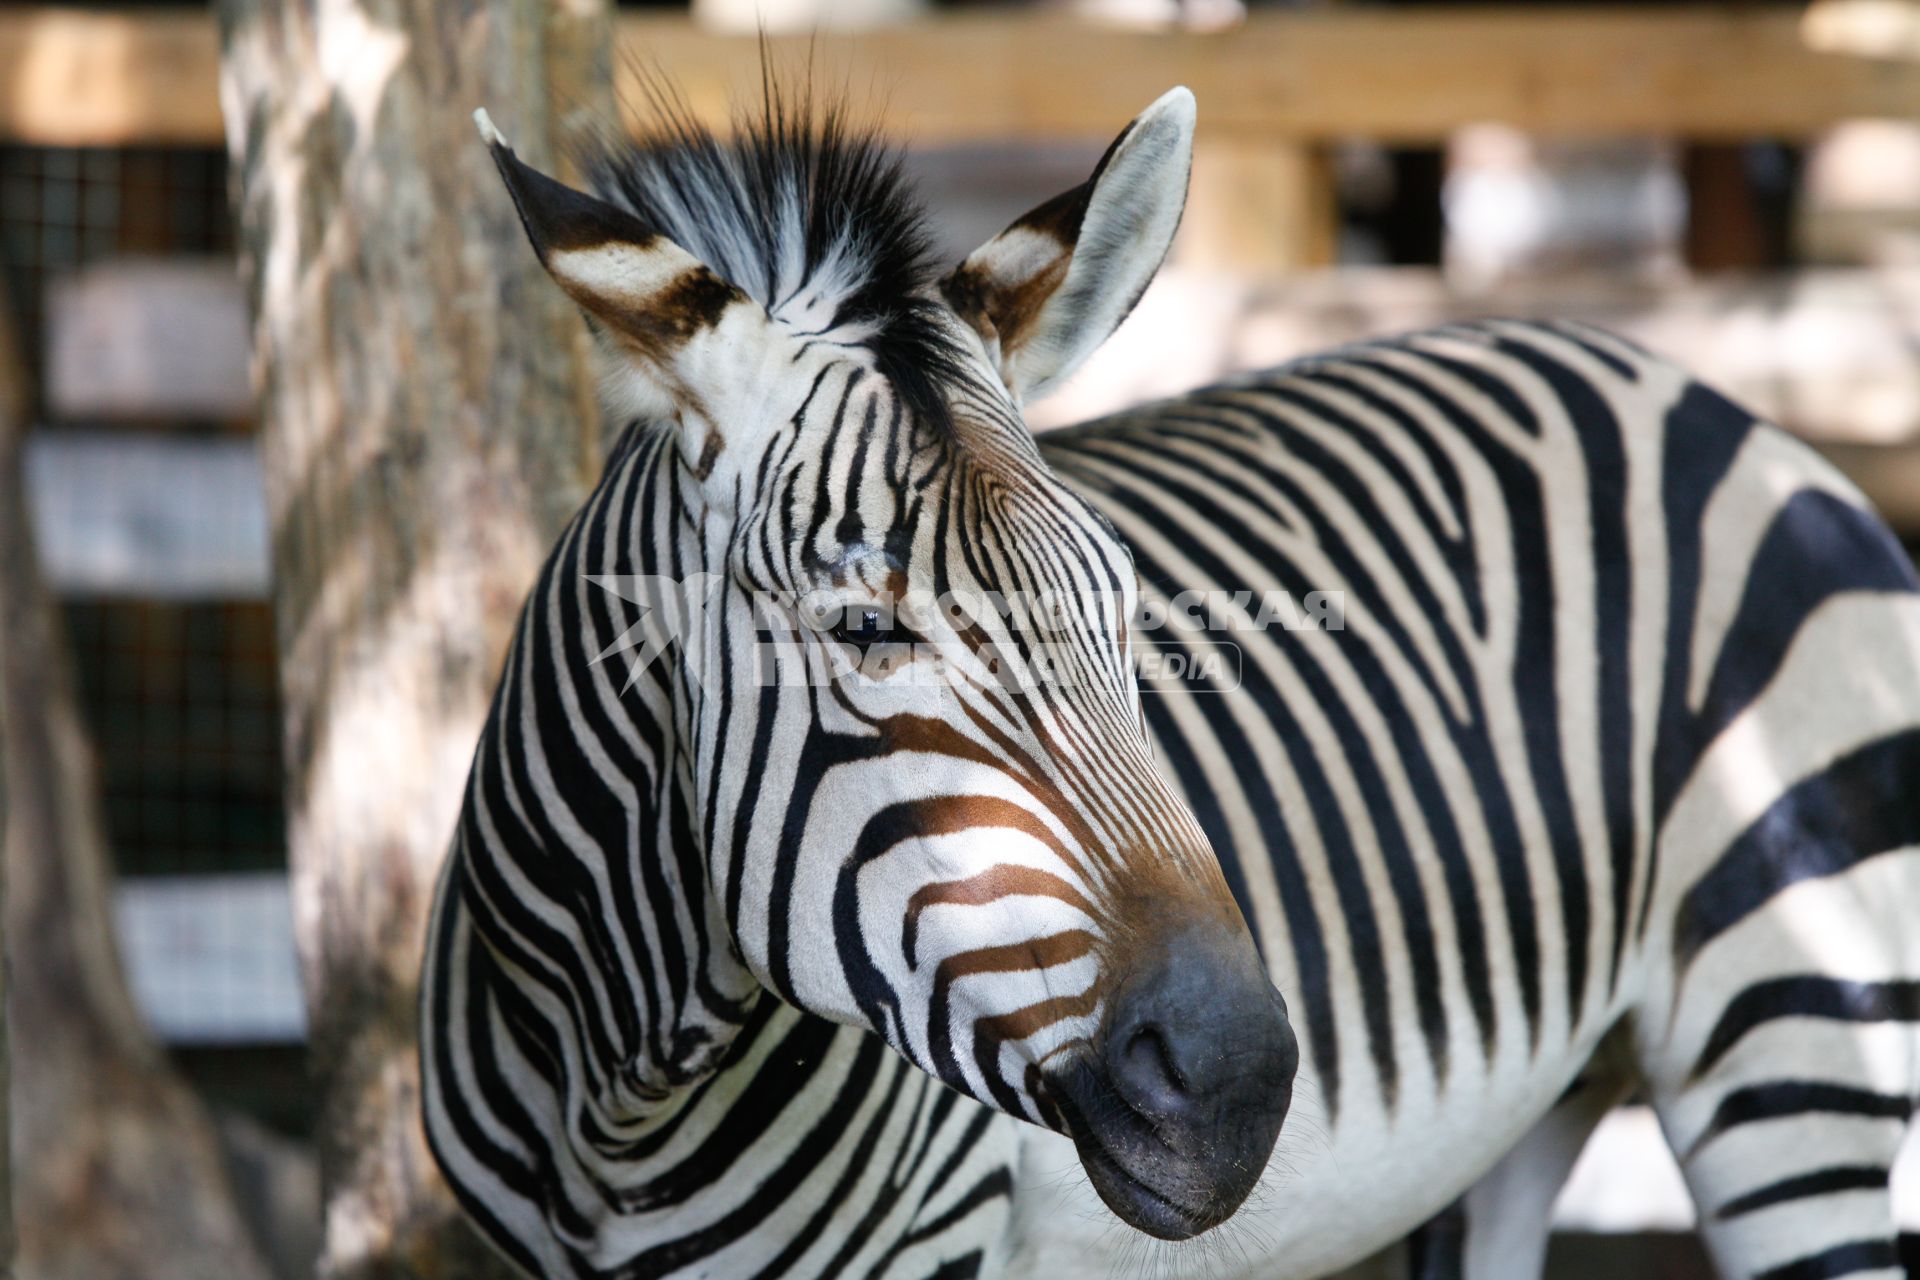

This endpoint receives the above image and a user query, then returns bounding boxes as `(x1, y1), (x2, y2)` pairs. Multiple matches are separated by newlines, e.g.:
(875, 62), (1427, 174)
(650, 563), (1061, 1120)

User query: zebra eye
(829, 606), (896, 651)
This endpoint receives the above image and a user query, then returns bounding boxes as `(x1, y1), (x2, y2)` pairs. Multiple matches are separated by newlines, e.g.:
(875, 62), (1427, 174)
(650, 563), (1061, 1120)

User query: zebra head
(481, 86), (1296, 1241)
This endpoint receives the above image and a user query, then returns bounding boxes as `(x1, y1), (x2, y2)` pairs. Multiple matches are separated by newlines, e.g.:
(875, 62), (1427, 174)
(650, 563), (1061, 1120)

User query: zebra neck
(448, 418), (1025, 1265)
(494, 419), (758, 1112)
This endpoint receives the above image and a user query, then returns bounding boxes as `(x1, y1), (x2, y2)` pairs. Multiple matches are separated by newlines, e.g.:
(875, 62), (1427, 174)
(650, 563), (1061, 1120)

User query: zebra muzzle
(1048, 921), (1297, 1240)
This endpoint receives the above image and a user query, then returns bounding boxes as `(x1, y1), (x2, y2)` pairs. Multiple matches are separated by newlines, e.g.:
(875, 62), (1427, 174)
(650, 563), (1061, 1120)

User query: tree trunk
(217, 1), (611, 1274)
(0, 277), (16, 1280)
(0, 297), (270, 1276)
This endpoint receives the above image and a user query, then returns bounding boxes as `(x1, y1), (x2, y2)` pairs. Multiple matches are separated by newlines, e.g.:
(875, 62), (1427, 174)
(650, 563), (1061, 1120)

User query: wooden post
(1178, 138), (1338, 271)
(0, 291), (269, 1278)
(217, 0), (611, 1273)
(1683, 143), (1775, 270)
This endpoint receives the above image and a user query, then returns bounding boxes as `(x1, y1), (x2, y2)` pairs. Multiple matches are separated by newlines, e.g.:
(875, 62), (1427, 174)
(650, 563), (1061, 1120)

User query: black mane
(584, 77), (971, 431)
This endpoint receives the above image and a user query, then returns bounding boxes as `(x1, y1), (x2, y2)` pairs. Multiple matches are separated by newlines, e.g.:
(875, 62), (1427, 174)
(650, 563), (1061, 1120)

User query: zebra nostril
(1114, 1021), (1192, 1112)
(1098, 922), (1295, 1132)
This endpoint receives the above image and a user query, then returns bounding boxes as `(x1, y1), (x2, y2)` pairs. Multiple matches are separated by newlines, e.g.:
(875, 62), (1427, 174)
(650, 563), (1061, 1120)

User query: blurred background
(1, 0), (1918, 1277)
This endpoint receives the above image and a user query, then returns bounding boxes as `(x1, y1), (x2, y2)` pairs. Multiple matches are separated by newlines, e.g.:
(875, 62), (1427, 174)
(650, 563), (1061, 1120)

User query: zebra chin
(1042, 921), (1297, 1241)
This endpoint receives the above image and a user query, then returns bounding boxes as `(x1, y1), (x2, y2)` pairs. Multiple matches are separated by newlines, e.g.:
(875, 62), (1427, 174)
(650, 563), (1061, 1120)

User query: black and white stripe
(1016, 318), (1920, 1279)
(422, 419), (1025, 1280)
(424, 80), (1920, 1280)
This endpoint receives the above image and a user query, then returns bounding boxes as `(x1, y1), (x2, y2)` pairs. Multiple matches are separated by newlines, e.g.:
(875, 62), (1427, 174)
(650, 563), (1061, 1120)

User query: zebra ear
(940, 87), (1194, 404)
(477, 111), (763, 410)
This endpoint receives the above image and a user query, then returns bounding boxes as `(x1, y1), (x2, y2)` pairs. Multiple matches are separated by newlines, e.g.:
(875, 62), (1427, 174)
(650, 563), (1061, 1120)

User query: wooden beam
(25, 432), (268, 598)
(1028, 267), (1920, 452)
(0, 9), (222, 146)
(1803, 0), (1920, 62)
(4, 7), (1920, 148)
(625, 7), (1920, 144)
(45, 260), (251, 422)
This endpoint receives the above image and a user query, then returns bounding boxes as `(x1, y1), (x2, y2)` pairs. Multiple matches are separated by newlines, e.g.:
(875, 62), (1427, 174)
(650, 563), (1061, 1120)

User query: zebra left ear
(476, 110), (763, 418)
(941, 87), (1194, 404)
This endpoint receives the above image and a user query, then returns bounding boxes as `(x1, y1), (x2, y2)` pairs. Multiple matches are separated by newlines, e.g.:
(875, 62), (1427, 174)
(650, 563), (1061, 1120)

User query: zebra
(423, 86), (1292, 1278)
(420, 78), (1920, 1280)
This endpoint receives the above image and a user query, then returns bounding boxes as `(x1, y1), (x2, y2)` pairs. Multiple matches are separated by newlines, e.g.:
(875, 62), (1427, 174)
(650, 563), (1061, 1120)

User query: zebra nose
(1074, 918), (1296, 1238)
(1103, 924), (1295, 1128)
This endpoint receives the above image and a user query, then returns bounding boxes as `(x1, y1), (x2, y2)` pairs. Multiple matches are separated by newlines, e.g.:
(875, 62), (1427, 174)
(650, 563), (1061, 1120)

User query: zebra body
(424, 83), (1920, 1280)
(1011, 321), (1920, 1279)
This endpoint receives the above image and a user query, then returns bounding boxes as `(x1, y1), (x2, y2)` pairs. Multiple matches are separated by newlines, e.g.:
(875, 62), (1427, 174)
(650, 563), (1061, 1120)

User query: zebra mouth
(1069, 1129), (1215, 1241)
(1037, 921), (1296, 1241)
(1044, 1058), (1256, 1241)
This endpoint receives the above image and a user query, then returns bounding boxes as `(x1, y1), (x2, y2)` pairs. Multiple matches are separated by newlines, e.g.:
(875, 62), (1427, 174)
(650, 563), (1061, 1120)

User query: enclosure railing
(3, 5), (1918, 149)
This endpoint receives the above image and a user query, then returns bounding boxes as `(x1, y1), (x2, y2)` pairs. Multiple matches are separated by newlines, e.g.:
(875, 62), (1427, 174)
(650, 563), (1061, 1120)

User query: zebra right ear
(477, 111), (766, 421)
(940, 88), (1194, 405)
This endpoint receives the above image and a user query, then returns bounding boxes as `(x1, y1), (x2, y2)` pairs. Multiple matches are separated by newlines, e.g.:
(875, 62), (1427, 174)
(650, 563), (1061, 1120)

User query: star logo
(582, 573), (725, 691)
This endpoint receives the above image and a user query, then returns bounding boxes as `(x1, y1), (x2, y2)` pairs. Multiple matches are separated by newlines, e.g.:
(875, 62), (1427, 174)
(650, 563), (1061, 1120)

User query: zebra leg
(1404, 1200), (1464, 1280)
(1645, 1043), (1912, 1279)
(1638, 862), (1919, 1280)
(1405, 1067), (1630, 1280)
(1394, 1065), (1629, 1280)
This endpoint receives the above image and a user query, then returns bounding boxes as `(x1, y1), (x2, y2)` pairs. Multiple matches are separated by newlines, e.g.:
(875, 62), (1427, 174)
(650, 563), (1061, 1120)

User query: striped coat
(424, 82), (1920, 1280)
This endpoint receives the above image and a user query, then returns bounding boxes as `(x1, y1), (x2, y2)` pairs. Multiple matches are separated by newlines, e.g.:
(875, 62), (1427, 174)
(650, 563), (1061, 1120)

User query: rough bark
(0, 288), (270, 1277)
(0, 274), (15, 1280)
(217, 1), (610, 1274)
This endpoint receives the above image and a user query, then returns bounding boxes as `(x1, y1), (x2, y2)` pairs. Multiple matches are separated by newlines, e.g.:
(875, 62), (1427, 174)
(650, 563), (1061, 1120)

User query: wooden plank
(623, 8), (1920, 143)
(1804, 0), (1920, 61)
(0, 9), (222, 146)
(1028, 265), (1920, 446)
(46, 259), (252, 422)
(4, 7), (1920, 148)
(113, 874), (306, 1044)
(25, 431), (268, 598)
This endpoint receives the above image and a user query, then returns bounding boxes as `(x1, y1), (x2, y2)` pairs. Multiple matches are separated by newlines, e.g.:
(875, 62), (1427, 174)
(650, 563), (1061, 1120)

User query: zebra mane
(584, 74), (971, 432)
